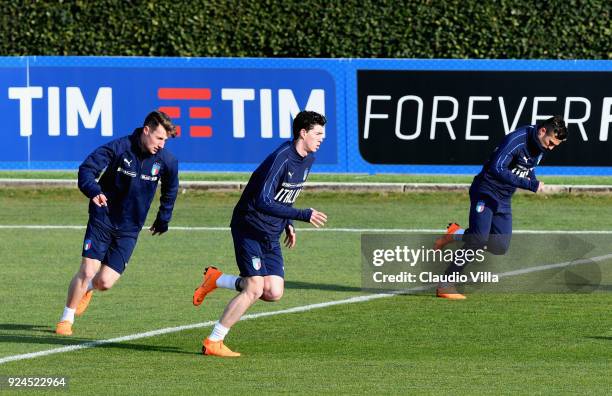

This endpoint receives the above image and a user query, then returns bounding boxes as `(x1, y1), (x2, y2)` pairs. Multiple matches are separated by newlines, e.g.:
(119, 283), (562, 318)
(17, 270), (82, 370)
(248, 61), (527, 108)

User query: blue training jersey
(231, 141), (314, 239)
(471, 125), (545, 211)
(78, 129), (179, 233)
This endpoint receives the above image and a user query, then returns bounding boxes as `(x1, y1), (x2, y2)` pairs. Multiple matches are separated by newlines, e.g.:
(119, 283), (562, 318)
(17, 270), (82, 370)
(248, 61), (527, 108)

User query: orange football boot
(202, 338), (241, 357)
(55, 320), (73, 336)
(76, 290), (93, 316)
(433, 223), (462, 250)
(436, 285), (467, 300)
(193, 267), (222, 306)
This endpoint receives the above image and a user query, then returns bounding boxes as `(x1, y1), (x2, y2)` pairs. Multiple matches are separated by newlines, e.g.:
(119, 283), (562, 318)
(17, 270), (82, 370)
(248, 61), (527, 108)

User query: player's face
(538, 128), (562, 151)
(302, 124), (325, 153)
(141, 125), (169, 154)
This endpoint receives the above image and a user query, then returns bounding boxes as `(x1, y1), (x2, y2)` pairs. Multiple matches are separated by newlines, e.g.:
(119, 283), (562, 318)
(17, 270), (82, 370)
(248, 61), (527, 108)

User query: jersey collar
(530, 125), (546, 153)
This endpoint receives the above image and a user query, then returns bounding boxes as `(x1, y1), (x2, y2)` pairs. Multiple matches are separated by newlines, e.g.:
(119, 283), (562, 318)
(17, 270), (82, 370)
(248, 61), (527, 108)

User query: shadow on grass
(99, 342), (197, 355)
(560, 283), (612, 292)
(0, 324), (55, 333)
(0, 324), (198, 355)
(284, 281), (435, 298)
(585, 336), (612, 341)
(594, 284), (612, 291)
(0, 333), (92, 346)
(284, 280), (363, 293)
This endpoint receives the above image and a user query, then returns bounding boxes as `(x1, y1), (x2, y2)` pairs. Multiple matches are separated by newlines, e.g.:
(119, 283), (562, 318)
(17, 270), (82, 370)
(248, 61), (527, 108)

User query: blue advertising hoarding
(1, 57), (611, 175)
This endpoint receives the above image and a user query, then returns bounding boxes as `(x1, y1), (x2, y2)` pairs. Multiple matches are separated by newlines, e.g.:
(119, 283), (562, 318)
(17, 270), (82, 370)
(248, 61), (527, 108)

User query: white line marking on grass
(2, 249), (611, 366)
(0, 225), (87, 230)
(0, 292), (411, 365)
(2, 225), (612, 234)
(0, 320), (207, 365)
(498, 253), (612, 278)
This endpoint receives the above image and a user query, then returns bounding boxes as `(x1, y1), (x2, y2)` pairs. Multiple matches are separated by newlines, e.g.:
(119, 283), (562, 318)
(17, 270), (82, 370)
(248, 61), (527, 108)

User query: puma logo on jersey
(124, 158), (132, 167)
(288, 171), (293, 178)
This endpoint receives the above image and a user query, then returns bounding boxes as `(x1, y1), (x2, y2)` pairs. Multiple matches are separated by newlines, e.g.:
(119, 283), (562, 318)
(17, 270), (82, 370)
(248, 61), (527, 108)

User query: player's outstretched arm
(309, 209), (327, 228)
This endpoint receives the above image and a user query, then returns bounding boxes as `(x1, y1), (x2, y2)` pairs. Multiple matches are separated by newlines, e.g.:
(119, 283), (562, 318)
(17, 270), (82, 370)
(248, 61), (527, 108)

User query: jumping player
(55, 111), (179, 336)
(434, 115), (568, 299)
(192, 110), (328, 357)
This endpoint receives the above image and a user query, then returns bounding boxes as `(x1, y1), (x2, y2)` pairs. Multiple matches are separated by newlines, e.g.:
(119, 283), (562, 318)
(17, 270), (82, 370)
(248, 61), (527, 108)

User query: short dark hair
(292, 111), (327, 140)
(143, 110), (177, 138)
(539, 115), (568, 141)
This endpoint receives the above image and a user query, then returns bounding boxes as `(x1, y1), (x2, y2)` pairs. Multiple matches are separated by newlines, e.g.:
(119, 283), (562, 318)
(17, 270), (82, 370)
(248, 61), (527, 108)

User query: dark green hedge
(1, 0), (610, 58)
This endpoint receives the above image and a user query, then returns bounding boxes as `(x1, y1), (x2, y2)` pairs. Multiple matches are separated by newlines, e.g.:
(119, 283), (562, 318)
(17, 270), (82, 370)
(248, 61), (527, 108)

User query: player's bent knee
(262, 275), (284, 301)
(79, 268), (98, 280)
(93, 277), (115, 291)
(78, 258), (101, 280)
(244, 288), (264, 301)
(262, 289), (283, 302)
(486, 238), (511, 255)
(242, 283), (264, 301)
(242, 277), (264, 300)
(463, 236), (488, 250)
(488, 245), (510, 255)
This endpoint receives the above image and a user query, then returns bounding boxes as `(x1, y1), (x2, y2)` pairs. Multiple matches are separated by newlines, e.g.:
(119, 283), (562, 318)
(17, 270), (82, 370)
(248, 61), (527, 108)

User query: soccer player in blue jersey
(55, 111), (179, 336)
(434, 115), (568, 299)
(192, 110), (328, 357)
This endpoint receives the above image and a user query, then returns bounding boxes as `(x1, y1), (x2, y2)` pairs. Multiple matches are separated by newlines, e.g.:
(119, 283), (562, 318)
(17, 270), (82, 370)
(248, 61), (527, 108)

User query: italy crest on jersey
(251, 256), (262, 271)
(151, 162), (161, 176)
(476, 200), (486, 213)
(303, 168), (310, 181)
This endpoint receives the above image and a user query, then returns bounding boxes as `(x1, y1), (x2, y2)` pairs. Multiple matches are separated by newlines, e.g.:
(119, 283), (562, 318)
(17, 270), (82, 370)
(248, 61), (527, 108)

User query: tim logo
(157, 86), (326, 140)
(4, 66), (336, 165)
(157, 88), (212, 138)
(8, 86), (112, 137)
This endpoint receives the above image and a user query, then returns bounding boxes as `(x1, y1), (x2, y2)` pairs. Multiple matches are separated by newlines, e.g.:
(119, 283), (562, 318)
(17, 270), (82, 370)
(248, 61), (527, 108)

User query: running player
(55, 111), (179, 335)
(434, 115), (568, 299)
(192, 110), (328, 357)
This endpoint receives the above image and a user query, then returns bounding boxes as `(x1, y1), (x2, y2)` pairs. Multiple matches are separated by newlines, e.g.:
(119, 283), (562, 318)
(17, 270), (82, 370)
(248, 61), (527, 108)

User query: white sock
(216, 274), (240, 290)
(60, 307), (76, 323)
(208, 322), (230, 342)
(87, 280), (94, 292)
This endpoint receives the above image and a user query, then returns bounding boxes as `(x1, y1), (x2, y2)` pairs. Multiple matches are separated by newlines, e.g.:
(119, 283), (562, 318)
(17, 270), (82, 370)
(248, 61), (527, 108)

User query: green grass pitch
(0, 189), (611, 394)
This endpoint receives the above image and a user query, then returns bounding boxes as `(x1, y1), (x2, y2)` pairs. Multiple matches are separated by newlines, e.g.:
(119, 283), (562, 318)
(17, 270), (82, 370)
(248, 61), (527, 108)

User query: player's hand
(284, 224), (296, 248)
(150, 218), (169, 236)
(309, 209), (327, 228)
(537, 181), (544, 192)
(92, 193), (108, 207)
